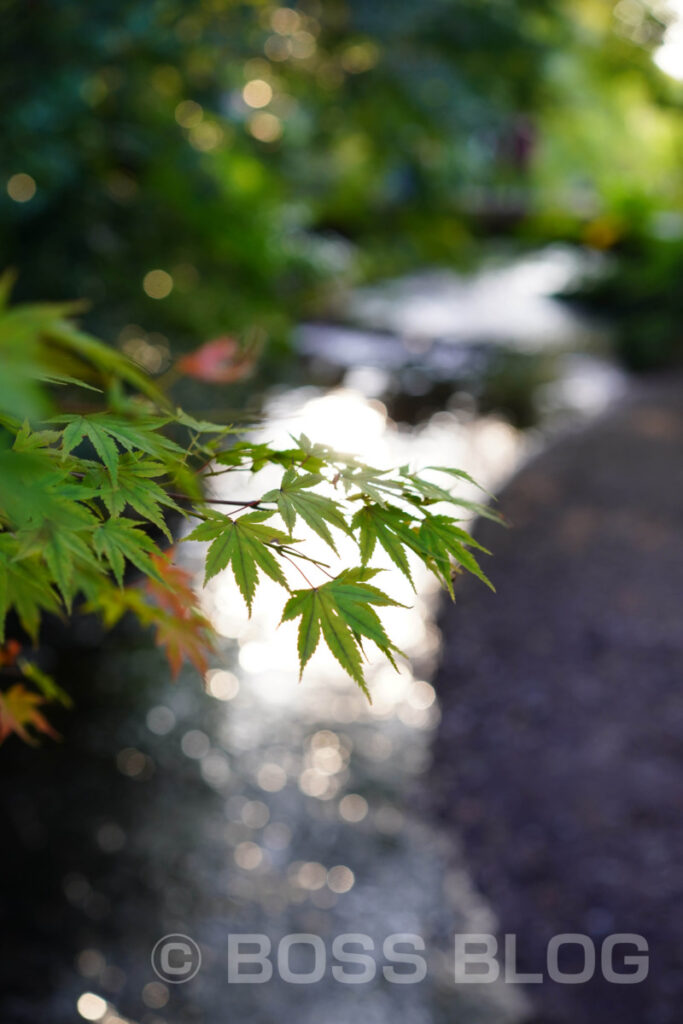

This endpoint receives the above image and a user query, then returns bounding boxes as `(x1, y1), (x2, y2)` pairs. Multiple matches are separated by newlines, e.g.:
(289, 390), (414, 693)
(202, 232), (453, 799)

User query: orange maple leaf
(152, 612), (214, 678)
(145, 553), (215, 679)
(0, 684), (61, 745)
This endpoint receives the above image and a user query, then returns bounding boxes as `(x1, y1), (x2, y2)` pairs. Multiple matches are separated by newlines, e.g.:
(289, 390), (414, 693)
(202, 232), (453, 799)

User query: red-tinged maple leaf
(0, 684), (61, 745)
(145, 553), (215, 678)
(0, 640), (22, 667)
(146, 551), (198, 618)
(152, 610), (215, 679)
(176, 337), (255, 383)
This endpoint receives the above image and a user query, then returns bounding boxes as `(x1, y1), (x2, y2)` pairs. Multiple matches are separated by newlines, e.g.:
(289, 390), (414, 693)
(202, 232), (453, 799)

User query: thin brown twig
(168, 492), (266, 509)
(276, 548), (315, 588)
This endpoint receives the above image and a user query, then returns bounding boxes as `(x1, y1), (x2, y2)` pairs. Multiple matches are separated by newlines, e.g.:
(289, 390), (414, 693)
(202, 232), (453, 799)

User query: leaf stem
(276, 548), (315, 588)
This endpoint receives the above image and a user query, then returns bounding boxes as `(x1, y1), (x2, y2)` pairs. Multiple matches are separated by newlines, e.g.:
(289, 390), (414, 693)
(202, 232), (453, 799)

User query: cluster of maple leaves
(0, 288), (498, 744)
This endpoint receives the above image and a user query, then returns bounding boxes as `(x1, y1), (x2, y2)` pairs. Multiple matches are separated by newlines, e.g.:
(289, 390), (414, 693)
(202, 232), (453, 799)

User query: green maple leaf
(290, 440), (404, 505)
(174, 408), (238, 434)
(216, 441), (328, 475)
(12, 422), (62, 453)
(92, 519), (164, 587)
(86, 455), (181, 540)
(18, 658), (72, 707)
(400, 468), (502, 522)
(60, 416), (121, 484)
(337, 466), (406, 505)
(34, 371), (102, 392)
(57, 413), (185, 484)
(262, 469), (350, 554)
(417, 514), (494, 596)
(17, 525), (100, 611)
(425, 465), (489, 492)
(214, 442), (273, 471)
(93, 416), (186, 461)
(280, 567), (406, 697)
(2, 446), (101, 610)
(186, 510), (290, 609)
(0, 537), (62, 642)
(351, 503), (424, 589)
(0, 450), (79, 529)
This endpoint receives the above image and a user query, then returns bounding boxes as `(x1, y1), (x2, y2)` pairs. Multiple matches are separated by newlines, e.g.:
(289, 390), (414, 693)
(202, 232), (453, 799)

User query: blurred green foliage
(0, 0), (681, 368)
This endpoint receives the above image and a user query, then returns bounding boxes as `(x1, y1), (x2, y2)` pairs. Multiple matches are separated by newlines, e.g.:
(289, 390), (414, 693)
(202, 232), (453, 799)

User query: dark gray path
(432, 375), (683, 1024)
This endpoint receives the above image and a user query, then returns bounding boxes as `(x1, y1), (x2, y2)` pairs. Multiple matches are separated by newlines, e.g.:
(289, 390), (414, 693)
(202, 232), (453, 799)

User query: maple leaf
(262, 469), (351, 554)
(151, 610), (215, 679)
(39, 527), (100, 610)
(18, 658), (72, 707)
(425, 465), (486, 490)
(145, 552), (199, 619)
(0, 449), (84, 530)
(176, 337), (255, 383)
(337, 466), (406, 505)
(88, 556), (216, 680)
(86, 454), (181, 540)
(57, 413), (185, 484)
(84, 580), (150, 630)
(146, 554), (216, 677)
(215, 442), (326, 474)
(0, 537), (62, 642)
(280, 567), (406, 698)
(416, 514), (494, 596)
(351, 503), (421, 589)
(400, 467), (502, 521)
(11, 422), (62, 453)
(92, 518), (164, 587)
(60, 415), (121, 483)
(187, 511), (290, 610)
(174, 408), (239, 434)
(12, 494), (100, 612)
(0, 684), (60, 745)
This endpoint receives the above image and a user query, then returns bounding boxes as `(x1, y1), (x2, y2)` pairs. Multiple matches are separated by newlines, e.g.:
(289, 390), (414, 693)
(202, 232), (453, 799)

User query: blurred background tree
(0, 0), (681, 372)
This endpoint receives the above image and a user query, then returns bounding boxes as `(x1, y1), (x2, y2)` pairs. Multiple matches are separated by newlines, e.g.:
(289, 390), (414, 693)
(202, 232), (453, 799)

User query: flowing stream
(12, 248), (627, 1024)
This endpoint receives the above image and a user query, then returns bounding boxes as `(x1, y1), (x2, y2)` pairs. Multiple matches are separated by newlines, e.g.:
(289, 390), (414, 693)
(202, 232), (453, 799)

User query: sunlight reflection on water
(155, 385), (532, 1024)
(188, 386), (523, 711)
(68, 254), (628, 1024)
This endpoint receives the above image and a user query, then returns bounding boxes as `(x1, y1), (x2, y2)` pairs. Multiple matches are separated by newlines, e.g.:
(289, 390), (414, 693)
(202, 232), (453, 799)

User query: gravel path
(431, 374), (683, 1023)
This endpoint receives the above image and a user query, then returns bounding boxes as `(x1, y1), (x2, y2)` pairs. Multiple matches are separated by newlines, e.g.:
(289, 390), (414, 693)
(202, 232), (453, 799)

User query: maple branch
(168, 492), (267, 509)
